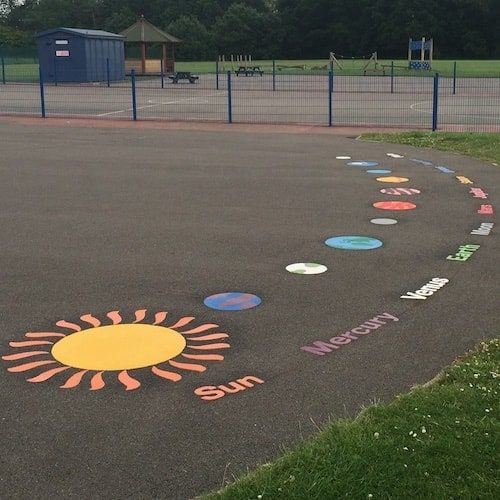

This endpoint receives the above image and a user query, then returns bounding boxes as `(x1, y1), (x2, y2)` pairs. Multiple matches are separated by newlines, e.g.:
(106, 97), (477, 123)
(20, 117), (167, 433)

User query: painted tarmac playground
(0, 120), (498, 498)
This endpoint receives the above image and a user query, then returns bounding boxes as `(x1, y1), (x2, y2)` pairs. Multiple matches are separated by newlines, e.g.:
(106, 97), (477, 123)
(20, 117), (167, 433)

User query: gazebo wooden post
(162, 43), (167, 74)
(172, 44), (176, 72)
(141, 42), (146, 74)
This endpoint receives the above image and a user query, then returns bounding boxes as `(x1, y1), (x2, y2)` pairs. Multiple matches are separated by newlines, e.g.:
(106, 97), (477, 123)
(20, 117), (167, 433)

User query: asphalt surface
(1, 75), (499, 130)
(0, 122), (498, 499)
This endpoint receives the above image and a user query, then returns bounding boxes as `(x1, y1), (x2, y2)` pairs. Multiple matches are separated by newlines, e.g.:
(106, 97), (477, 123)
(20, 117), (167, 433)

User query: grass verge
(362, 132), (500, 165)
(206, 340), (499, 499)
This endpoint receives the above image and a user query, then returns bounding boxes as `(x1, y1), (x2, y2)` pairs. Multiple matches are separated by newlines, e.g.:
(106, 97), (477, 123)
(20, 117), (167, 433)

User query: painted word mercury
(301, 312), (399, 356)
(400, 277), (449, 300)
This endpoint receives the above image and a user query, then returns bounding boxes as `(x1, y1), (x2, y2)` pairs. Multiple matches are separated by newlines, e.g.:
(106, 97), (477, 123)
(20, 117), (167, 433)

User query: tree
(167, 15), (214, 60)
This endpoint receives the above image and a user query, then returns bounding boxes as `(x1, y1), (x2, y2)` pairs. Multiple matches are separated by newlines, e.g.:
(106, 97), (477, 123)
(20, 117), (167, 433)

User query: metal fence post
(131, 69), (137, 121)
(215, 59), (219, 90)
(1, 54), (5, 84)
(328, 70), (333, 126)
(227, 70), (232, 123)
(390, 60), (394, 93)
(452, 61), (457, 95)
(106, 58), (110, 88)
(432, 73), (439, 131)
(272, 60), (276, 91)
(39, 66), (46, 118)
(161, 59), (164, 89)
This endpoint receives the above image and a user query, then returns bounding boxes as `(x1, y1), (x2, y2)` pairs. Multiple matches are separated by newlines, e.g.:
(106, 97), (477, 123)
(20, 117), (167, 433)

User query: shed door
(44, 37), (79, 82)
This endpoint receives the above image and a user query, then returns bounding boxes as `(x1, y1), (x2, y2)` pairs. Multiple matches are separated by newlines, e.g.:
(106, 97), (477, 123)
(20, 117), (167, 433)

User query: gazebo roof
(120, 16), (181, 44)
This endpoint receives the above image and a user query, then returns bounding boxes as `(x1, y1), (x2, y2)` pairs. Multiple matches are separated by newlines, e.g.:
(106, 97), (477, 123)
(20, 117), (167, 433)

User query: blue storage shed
(35, 28), (125, 83)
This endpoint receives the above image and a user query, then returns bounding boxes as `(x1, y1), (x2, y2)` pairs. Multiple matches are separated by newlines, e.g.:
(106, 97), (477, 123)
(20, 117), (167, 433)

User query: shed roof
(120, 17), (181, 44)
(35, 28), (124, 40)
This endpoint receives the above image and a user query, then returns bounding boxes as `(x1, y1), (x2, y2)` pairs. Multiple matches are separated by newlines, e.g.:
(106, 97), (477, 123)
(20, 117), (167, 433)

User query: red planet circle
(373, 201), (417, 210)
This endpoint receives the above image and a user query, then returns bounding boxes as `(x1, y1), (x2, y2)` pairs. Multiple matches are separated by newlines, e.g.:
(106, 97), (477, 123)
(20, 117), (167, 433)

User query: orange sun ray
(25, 332), (66, 339)
(60, 370), (88, 389)
(153, 311), (168, 325)
(90, 371), (105, 390)
(182, 353), (224, 361)
(181, 324), (219, 334)
(168, 316), (195, 329)
(118, 370), (140, 391)
(107, 311), (122, 325)
(2, 351), (49, 361)
(133, 309), (147, 323)
(56, 320), (81, 332)
(187, 343), (230, 350)
(80, 314), (101, 328)
(10, 340), (53, 348)
(187, 333), (229, 341)
(8, 360), (57, 372)
(168, 359), (206, 372)
(152, 366), (182, 382)
(27, 366), (70, 383)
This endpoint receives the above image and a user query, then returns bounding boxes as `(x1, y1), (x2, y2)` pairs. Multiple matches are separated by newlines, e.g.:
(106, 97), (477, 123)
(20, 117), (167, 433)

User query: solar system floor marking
(1, 147), (496, 404)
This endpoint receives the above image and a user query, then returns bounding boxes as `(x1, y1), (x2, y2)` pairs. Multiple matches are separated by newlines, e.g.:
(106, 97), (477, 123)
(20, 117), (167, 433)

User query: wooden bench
(168, 72), (199, 84)
(235, 66), (263, 76)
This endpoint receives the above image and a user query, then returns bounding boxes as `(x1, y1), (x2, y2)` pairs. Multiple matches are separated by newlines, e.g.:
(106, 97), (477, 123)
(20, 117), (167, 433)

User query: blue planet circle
(204, 292), (262, 311)
(325, 235), (383, 250)
(346, 160), (380, 167)
(366, 169), (392, 174)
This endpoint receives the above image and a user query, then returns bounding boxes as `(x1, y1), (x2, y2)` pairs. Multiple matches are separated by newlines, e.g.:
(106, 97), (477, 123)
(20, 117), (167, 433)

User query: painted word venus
(400, 278), (450, 300)
(301, 313), (399, 356)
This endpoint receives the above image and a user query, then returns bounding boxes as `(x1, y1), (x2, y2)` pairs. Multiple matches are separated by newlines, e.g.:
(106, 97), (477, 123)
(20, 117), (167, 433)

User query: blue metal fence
(1, 62), (499, 131)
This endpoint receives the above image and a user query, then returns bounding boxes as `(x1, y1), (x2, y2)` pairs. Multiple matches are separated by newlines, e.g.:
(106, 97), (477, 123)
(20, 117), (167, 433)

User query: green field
(2, 59), (500, 82)
(206, 339), (499, 499)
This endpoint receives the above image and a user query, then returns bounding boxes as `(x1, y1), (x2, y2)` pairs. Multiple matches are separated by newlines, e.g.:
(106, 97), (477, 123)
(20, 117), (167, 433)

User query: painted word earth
(301, 313), (399, 356)
(447, 244), (480, 262)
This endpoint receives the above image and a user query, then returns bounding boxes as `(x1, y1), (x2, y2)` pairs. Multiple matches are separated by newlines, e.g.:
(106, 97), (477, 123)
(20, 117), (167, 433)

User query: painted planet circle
(286, 263), (328, 275)
(370, 218), (398, 225)
(366, 169), (392, 174)
(380, 187), (421, 196)
(325, 235), (383, 250)
(336, 156), (351, 160)
(376, 176), (409, 183)
(386, 153), (404, 158)
(347, 161), (379, 167)
(204, 292), (262, 311)
(373, 201), (417, 211)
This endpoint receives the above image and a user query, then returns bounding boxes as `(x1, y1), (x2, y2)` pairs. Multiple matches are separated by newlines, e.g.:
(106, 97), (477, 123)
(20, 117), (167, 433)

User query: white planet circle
(286, 263), (328, 274)
(336, 156), (351, 160)
(387, 153), (404, 158)
(370, 218), (398, 225)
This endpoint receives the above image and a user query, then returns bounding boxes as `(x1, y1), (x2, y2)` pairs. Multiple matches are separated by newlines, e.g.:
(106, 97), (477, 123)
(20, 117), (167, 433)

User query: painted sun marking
(2, 310), (230, 391)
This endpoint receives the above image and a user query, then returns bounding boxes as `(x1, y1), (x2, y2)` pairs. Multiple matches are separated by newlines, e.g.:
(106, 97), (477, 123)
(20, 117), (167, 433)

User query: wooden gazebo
(120, 16), (181, 74)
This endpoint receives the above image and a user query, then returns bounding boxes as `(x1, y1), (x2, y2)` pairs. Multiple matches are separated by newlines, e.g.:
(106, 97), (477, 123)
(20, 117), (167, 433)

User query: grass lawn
(362, 132), (500, 165)
(3, 59), (500, 82)
(206, 340), (499, 499)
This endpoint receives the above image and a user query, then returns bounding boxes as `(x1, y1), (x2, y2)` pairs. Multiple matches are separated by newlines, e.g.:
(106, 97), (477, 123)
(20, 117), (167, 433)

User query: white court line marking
(97, 94), (221, 117)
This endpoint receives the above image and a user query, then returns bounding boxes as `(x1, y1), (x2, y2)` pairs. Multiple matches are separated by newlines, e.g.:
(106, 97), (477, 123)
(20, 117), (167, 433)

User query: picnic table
(235, 66), (264, 77)
(168, 72), (199, 84)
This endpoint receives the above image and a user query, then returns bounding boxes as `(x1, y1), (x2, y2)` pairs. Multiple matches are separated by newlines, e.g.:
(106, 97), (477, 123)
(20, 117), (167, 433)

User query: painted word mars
(301, 312), (399, 356)
(400, 277), (449, 300)
(471, 222), (494, 236)
(447, 244), (480, 261)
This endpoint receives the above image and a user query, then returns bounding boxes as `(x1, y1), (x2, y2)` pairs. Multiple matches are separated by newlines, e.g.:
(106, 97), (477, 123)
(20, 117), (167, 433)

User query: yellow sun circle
(51, 324), (187, 371)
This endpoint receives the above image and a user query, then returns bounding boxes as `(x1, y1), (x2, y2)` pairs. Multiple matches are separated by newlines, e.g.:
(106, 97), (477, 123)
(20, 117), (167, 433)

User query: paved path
(0, 122), (498, 498)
